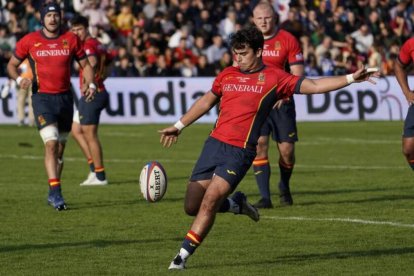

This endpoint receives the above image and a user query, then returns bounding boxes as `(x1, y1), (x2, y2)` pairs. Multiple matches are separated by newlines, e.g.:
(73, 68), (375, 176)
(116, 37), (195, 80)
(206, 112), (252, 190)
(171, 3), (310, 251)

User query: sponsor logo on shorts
(38, 115), (46, 126)
(288, 132), (296, 138)
(254, 171), (263, 175)
(226, 169), (236, 175)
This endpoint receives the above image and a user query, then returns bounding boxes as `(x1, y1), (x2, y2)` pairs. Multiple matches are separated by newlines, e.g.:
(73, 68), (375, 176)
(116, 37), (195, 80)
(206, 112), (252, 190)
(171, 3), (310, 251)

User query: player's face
(253, 7), (276, 36)
(71, 25), (87, 41)
(233, 46), (262, 72)
(43, 12), (61, 34)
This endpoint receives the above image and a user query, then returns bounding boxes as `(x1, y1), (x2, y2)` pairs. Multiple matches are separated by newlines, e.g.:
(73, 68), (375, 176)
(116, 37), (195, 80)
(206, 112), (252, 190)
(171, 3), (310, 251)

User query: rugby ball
(139, 161), (167, 202)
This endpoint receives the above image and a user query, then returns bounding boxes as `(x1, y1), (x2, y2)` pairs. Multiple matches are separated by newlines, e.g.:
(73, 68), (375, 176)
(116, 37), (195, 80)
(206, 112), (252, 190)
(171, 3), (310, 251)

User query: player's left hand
(273, 98), (289, 109)
(158, 127), (180, 147)
(352, 67), (381, 84)
(84, 83), (96, 102)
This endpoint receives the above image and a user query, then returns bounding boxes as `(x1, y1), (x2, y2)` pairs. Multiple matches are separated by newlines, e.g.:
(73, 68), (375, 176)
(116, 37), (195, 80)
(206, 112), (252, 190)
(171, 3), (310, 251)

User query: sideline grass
(1, 121), (414, 275)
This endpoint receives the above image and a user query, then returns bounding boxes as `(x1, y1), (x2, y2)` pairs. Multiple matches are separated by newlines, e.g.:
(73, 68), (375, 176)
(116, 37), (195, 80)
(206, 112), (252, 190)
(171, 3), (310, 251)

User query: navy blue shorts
(190, 137), (257, 191)
(260, 96), (298, 143)
(32, 92), (73, 132)
(403, 104), (414, 137)
(78, 90), (109, 125)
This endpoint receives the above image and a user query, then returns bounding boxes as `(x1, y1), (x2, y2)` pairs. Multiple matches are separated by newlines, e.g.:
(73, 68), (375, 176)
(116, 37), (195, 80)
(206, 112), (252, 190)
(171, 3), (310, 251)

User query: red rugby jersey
(398, 37), (414, 66)
(262, 29), (303, 69)
(14, 30), (85, 94)
(210, 65), (303, 148)
(79, 37), (109, 92)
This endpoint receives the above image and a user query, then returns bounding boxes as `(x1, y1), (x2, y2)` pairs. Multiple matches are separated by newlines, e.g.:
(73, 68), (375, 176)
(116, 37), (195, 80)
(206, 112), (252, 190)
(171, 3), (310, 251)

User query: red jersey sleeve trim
(13, 51), (25, 61)
(294, 77), (306, 94)
(398, 56), (411, 67)
(289, 61), (304, 66)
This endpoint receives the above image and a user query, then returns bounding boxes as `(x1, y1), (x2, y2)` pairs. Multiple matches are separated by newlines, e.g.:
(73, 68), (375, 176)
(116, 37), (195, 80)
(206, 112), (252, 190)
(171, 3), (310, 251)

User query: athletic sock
(180, 230), (202, 258)
(95, 167), (106, 181)
(253, 157), (271, 199)
(48, 178), (61, 192)
(218, 198), (230, 212)
(88, 158), (95, 173)
(279, 159), (294, 192)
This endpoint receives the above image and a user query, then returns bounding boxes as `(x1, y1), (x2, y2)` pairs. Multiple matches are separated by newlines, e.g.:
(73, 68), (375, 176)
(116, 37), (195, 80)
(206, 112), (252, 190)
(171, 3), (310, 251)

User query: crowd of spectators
(0, 0), (413, 78)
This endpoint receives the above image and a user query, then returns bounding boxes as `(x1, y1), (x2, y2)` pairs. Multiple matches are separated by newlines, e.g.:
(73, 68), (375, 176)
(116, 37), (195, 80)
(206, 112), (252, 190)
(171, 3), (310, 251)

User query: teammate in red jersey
(159, 26), (379, 270)
(394, 37), (414, 171)
(7, 1), (95, 211)
(252, 1), (304, 208)
(70, 15), (111, 186)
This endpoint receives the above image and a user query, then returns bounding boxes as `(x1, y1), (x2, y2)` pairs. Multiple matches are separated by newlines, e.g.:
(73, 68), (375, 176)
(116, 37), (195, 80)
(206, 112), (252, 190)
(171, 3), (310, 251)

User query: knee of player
(40, 125), (59, 144)
(184, 204), (199, 216)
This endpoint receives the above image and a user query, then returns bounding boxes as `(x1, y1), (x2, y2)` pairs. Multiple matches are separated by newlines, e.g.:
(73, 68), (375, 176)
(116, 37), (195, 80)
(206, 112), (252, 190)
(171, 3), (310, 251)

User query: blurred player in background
(17, 59), (35, 127)
(70, 15), (110, 186)
(251, 1), (304, 208)
(7, 1), (95, 211)
(394, 37), (414, 171)
(159, 26), (379, 270)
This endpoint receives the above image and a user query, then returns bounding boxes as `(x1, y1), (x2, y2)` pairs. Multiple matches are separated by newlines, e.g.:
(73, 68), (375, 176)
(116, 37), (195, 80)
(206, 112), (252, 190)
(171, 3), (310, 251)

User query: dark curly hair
(229, 25), (264, 53)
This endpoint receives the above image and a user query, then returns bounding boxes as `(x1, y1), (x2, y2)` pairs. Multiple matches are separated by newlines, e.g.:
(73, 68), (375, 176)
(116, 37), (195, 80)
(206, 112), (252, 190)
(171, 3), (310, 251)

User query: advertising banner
(0, 76), (408, 124)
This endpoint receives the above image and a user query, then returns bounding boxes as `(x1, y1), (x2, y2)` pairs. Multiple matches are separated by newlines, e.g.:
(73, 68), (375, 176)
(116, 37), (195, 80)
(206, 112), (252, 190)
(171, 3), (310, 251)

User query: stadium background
(1, 0), (414, 124)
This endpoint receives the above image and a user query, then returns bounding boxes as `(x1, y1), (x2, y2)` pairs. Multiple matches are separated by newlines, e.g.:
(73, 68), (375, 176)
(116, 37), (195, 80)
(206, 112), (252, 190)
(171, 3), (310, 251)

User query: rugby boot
(232, 191), (260, 222)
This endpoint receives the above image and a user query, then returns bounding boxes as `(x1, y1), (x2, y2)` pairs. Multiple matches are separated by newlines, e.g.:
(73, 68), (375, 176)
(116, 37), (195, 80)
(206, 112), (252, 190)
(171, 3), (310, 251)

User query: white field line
(0, 154), (408, 169)
(262, 216), (414, 229)
(300, 137), (400, 145)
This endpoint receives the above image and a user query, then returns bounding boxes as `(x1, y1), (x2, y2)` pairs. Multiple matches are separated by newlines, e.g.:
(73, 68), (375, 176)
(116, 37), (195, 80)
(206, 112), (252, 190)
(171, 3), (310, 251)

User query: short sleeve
(14, 35), (30, 60)
(287, 36), (304, 65)
(399, 39), (414, 66)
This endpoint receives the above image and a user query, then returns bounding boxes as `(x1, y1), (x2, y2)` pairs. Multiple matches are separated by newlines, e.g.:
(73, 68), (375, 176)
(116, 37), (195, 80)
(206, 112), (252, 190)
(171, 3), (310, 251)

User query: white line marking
(301, 137), (400, 145)
(262, 216), (414, 229)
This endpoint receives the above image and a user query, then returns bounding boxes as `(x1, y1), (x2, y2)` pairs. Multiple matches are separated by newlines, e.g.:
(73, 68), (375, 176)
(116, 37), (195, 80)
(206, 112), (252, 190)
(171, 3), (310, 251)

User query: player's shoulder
(276, 29), (296, 39)
(217, 66), (239, 77)
(403, 37), (414, 47)
(19, 30), (41, 41)
(60, 30), (80, 42)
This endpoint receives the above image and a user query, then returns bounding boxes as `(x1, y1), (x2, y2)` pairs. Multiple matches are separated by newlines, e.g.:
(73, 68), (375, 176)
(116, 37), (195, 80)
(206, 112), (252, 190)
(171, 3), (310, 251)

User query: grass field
(1, 121), (414, 275)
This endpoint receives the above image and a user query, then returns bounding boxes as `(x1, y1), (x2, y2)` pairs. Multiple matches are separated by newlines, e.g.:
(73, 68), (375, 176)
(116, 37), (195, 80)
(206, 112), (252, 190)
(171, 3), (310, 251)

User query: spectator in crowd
(218, 7), (237, 40)
(191, 35), (207, 58)
(113, 55), (137, 77)
(116, 4), (136, 43)
(1, 0), (414, 78)
(196, 54), (215, 76)
(351, 23), (374, 54)
(148, 54), (174, 77)
(304, 53), (321, 76)
(179, 56), (197, 77)
(205, 34), (227, 64)
(214, 51), (232, 75)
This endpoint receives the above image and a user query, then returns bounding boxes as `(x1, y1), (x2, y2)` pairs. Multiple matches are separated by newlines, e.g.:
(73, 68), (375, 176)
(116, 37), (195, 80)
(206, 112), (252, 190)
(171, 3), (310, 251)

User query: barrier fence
(0, 76), (408, 124)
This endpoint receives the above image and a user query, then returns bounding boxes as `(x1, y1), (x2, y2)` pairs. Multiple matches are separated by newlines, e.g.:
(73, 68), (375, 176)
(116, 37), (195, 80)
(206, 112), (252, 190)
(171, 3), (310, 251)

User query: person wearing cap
(6, 1), (96, 211)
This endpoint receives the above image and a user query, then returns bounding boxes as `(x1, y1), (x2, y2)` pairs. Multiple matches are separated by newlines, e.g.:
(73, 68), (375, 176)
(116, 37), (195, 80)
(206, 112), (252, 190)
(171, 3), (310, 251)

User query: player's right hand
(406, 91), (414, 105)
(19, 78), (32, 90)
(158, 127), (180, 147)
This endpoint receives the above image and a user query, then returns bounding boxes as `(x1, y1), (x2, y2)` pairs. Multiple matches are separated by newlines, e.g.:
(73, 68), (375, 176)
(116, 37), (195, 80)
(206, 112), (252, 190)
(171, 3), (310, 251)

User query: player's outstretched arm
(300, 67), (380, 94)
(159, 91), (219, 148)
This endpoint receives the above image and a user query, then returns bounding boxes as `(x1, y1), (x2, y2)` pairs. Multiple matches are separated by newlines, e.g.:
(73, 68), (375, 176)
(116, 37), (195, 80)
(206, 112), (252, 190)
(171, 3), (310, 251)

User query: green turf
(1, 121), (414, 275)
